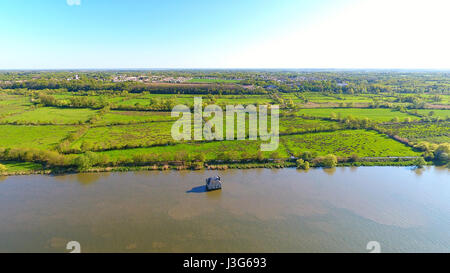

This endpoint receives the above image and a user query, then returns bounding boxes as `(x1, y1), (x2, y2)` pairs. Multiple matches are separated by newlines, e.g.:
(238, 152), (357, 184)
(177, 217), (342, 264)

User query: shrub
(74, 155), (92, 171)
(413, 157), (426, 168)
(312, 154), (337, 168)
(0, 164), (7, 173)
(73, 151), (109, 171)
(349, 153), (359, 162)
(434, 143), (449, 163)
(298, 151), (317, 161)
(194, 153), (206, 162)
(296, 159), (310, 170)
(256, 151), (264, 162)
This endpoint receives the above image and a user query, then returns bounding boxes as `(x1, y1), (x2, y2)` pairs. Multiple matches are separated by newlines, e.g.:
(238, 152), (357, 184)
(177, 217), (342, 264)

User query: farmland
(296, 108), (420, 122)
(0, 70), (449, 174)
(380, 122), (450, 144)
(1, 107), (98, 125)
(281, 130), (421, 157)
(0, 125), (76, 149)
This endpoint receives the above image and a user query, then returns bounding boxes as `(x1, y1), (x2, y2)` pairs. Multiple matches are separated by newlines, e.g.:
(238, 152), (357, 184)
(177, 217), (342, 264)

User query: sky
(0, 0), (449, 69)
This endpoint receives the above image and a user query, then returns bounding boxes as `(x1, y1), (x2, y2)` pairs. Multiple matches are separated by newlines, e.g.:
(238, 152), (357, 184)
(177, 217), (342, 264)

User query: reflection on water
(75, 172), (111, 186)
(0, 167), (449, 252)
(52, 172), (112, 186)
(322, 167), (337, 175)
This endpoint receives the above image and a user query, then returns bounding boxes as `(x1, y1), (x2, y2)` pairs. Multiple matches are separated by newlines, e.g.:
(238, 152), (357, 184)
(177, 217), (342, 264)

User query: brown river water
(0, 166), (449, 252)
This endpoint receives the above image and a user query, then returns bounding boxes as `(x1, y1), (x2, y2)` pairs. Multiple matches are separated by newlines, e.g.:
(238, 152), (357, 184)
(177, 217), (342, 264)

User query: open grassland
(296, 108), (419, 122)
(415, 109), (450, 119)
(0, 79), (449, 173)
(215, 95), (273, 105)
(0, 125), (76, 149)
(279, 116), (344, 134)
(115, 94), (273, 108)
(95, 111), (176, 126)
(0, 95), (32, 117)
(0, 161), (44, 173)
(96, 139), (289, 162)
(1, 107), (98, 124)
(117, 94), (194, 107)
(281, 130), (421, 157)
(380, 122), (450, 144)
(72, 122), (174, 151)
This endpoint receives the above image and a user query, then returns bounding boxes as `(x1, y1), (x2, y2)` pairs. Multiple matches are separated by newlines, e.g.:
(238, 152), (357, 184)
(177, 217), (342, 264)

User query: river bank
(0, 158), (437, 176)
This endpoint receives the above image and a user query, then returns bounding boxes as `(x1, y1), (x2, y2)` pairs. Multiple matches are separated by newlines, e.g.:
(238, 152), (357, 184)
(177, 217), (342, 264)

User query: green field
(97, 139), (289, 162)
(0, 70), (449, 172)
(281, 130), (420, 157)
(95, 111), (176, 125)
(1, 107), (98, 124)
(381, 122), (450, 144)
(0, 161), (44, 172)
(0, 95), (32, 117)
(72, 122), (174, 151)
(415, 109), (450, 119)
(0, 125), (76, 149)
(296, 108), (419, 122)
(279, 116), (344, 134)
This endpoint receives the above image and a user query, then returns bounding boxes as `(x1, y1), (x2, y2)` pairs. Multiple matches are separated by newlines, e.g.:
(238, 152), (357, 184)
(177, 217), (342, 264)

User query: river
(0, 166), (449, 252)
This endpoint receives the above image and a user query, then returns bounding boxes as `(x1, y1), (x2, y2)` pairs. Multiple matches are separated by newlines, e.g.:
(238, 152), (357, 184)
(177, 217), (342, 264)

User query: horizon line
(1, 68), (450, 72)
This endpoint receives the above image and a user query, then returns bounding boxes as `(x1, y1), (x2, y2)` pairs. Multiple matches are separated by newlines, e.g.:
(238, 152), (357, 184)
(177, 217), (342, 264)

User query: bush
(349, 153), (359, 162)
(194, 153), (206, 162)
(296, 159), (310, 170)
(413, 157), (426, 168)
(434, 143), (449, 163)
(298, 151), (317, 161)
(0, 164), (7, 173)
(73, 151), (109, 171)
(312, 154), (337, 168)
(74, 155), (92, 171)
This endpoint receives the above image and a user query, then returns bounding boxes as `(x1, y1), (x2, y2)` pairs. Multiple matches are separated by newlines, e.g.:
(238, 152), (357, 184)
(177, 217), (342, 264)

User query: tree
(413, 157), (426, 168)
(434, 143), (449, 163)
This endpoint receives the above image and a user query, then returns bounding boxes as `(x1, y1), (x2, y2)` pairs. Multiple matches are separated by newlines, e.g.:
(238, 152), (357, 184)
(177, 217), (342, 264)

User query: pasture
(381, 122), (450, 144)
(95, 111), (176, 126)
(97, 139), (290, 162)
(281, 130), (420, 157)
(71, 122), (174, 151)
(1, 107), (98, 124)
(415, 109), (450, 119)
(0, 125), (76, 149)
(296, 108), (419, 122)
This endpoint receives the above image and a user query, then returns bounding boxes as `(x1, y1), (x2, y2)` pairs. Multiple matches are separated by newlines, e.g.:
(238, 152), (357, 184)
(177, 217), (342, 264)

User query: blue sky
(0, 0), (448, 69)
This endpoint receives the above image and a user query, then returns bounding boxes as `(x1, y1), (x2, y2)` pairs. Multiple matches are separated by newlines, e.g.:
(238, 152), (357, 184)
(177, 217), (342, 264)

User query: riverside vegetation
(0, 70), (449, 175)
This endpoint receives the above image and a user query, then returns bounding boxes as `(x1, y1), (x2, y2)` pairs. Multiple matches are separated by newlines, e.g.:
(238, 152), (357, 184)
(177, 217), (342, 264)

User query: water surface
(0, 167), (449, 252)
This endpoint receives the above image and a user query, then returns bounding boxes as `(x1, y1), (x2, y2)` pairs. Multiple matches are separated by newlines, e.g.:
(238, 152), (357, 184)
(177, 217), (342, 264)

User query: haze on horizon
(0, 0), (449, 70)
